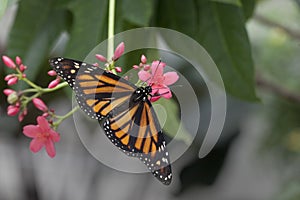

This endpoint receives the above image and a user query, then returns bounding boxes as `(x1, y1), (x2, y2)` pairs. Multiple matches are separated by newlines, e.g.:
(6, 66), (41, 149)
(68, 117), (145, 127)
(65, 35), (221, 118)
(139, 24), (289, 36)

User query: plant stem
(53, 106), (79, 128)
(42, 82), (68, 93)
(107, 0), (116, 59)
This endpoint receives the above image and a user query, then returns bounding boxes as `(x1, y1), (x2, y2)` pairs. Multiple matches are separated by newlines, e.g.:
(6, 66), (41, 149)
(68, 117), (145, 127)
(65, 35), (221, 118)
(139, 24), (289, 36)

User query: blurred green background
(1, 0), (300, 199)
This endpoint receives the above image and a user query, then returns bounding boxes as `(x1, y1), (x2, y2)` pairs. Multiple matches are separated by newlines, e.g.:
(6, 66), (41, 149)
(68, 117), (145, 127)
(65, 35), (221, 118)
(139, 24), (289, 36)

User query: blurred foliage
(2, 0), (257, 145)
(4, 0), (257, 101)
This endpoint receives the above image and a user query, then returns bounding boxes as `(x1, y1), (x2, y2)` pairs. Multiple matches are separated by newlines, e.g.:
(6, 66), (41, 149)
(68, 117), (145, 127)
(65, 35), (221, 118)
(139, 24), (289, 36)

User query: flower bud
(112, 42), (124, 61)
(19, 64), (27, 72)
(3, 89), (15, 96)
(48, 78), (60, 89)
(4, 74), (14, 81)
(7, 92), (18, 104)
(32, 98), (48, 112)
(2, 56), (16, 69)
(7, 77), (18, 85)
(95, 54), (107, 62)
(47, 70), (57, 76)
(115, 67), (122, 73)
(16, 56), (22, 65)
(7, 105), (20, 116)
(141, 55), (147, 64)
(18, 108), (27, 122)
(132, 65), (139, 70)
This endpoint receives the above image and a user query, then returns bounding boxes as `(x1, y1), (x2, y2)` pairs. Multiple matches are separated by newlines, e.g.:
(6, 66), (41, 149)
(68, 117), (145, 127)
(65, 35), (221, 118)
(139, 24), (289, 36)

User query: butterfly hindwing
(103, 99), (172, 185)
(49, 57), (172, 185)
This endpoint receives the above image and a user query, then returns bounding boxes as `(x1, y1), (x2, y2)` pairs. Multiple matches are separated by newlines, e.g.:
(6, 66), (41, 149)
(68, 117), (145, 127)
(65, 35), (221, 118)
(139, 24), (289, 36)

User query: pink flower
(112, 42), (125, 61)
(138, 60), (179, 101)
(32, 98), (48, 112)
(2, 55), (16, 69)
(23, 116), (60, 158)
(7, 105), (20, 116)
(48, 78), (60, 88)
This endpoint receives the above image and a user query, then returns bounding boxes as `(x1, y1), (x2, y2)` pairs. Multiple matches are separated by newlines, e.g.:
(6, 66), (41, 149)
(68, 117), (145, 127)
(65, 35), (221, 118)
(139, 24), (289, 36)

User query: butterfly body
(50, 57), (172, 185)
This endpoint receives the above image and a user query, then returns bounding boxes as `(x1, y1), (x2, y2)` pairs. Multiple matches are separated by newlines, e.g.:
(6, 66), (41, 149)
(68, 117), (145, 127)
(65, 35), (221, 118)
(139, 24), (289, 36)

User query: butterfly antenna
(149, 59), (161, 87)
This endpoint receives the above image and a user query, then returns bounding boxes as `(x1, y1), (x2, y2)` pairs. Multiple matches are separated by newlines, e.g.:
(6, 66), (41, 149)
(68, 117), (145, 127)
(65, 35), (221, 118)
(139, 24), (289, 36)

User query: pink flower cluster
(3, 56), (26, 85)
(134, 55), (179, 102)
(2, 55), (60, 158)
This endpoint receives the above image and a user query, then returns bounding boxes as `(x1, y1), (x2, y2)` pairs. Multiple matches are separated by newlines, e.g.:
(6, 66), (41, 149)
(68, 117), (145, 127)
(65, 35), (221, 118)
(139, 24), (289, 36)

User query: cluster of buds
(132, 54), (150, 71)
(95, 42), (124, 73)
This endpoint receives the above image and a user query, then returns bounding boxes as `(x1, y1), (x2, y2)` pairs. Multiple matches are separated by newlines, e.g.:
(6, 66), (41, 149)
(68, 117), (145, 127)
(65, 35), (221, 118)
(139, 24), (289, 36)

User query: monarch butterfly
(49, 57), (172, 185)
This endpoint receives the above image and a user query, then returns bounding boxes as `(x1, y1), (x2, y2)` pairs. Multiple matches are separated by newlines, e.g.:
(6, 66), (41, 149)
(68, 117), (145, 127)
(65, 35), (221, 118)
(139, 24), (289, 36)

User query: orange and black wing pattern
(103, 98), (172, 185)
(49, 57), (172, 185)
(49, 57), (136, 120)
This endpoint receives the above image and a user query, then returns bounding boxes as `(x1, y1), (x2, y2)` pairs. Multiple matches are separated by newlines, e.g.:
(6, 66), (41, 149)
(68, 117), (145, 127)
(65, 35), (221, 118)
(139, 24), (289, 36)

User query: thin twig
(254, 14), (300, 40)
(256, 74), (300, 103)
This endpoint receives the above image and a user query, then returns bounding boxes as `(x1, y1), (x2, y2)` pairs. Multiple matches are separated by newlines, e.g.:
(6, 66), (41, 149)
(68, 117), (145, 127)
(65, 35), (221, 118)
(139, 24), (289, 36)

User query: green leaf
(6, 0), (70, 80)
(121, 0), (154, 26)
(155, 0), (258, 101)
(240, 0), (255, 19)
(154, 98), (192, 145)
(64, 0), (108, 59)
(0, 0), (7, 19)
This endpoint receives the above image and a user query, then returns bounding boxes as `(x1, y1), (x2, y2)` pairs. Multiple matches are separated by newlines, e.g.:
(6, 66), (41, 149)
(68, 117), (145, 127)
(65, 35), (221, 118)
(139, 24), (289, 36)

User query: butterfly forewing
(49, 57), (172, 185)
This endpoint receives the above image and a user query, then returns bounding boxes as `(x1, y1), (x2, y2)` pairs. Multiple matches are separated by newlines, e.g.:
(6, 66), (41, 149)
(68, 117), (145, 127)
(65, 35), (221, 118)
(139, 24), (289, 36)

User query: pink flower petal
(138, 70), (151, 82)
(37, 116), (50, 132)
(160, 88), (172, 99)
(29, 138), (44, 153)
(45, 139), (56, 158)
(112, 42), (125, 61)
(151, 61), (164, 77)
(2, 56), (16, 69)
(23, 125), (40, 138)
(49, 130), (60, 142)
(150, 96), (160, 102)
(163, 72), (179, 85)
